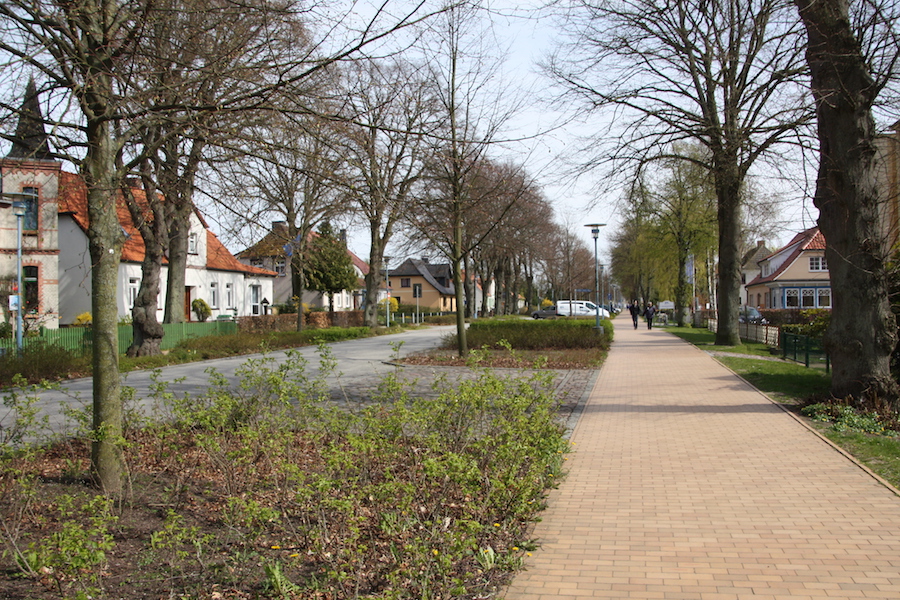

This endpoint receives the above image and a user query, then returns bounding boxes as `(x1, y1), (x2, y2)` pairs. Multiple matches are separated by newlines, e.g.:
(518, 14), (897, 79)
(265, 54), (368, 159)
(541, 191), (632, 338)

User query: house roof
(741, 240), (771, 269)
(745, 226), (824, 287)
(390, 258), (454, 295)
(57, 171), (275, 277)
(237, 222), (370, 276)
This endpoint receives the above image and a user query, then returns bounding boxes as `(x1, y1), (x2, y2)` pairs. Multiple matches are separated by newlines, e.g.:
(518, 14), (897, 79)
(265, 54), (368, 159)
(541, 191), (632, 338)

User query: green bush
(462, 318), (613, 350)
(0, 341), (87, 387)
(191, 298), (212, 322)
(423, 314), (457, 325)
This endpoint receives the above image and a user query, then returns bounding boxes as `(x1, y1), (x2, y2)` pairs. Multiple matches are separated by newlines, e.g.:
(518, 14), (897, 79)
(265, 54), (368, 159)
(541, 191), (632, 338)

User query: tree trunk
(164, 210), (190, 323)
(364, 240), (383, 327)
(714, 170), (743, 346)
(796, 0), (899, 403)
(85, 124), (125, 495)
(127, 252), (164, 357)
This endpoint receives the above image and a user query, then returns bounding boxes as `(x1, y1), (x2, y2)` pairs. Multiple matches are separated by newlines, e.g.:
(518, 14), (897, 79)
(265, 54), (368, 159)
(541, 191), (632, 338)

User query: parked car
(532, 305), (558, 319)
(535, 300), (610, 319)
(739, 306), (767, 324)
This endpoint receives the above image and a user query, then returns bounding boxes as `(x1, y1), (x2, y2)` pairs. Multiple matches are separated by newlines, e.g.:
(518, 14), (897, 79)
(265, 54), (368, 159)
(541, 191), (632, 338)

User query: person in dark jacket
(628, 301), (641, 329)
(643, 303), (657, 329)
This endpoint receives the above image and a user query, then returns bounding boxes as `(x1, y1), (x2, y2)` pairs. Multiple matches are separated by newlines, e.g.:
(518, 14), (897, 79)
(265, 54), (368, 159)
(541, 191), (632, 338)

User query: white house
(56, 171), (276, 324)
(0, 82), (275, 327)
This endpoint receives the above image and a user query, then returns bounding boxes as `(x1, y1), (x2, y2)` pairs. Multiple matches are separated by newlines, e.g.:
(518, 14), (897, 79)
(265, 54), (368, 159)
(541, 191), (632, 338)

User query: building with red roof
(0, 83), (275, 327)
(744, 227), (831, 310)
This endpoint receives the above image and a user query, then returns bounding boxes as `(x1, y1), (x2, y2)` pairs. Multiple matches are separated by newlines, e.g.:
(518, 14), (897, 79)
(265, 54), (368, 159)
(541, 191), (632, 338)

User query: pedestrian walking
(643, 303), (657, 329)
(628, 301), (640, 329)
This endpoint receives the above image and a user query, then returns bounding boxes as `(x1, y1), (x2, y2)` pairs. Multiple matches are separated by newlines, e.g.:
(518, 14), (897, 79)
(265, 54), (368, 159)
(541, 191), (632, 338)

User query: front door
(184, 288), (192, 321)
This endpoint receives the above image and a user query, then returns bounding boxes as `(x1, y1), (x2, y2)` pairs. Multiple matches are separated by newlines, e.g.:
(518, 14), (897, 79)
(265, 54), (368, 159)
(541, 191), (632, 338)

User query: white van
(556, 300), (610, 318)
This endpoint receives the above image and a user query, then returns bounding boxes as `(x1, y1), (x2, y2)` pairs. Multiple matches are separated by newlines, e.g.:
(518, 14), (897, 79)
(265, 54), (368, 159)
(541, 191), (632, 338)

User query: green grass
(824, 431), (900, 487)
(715, 356), (831, 404)
(667, 326), (776, 357)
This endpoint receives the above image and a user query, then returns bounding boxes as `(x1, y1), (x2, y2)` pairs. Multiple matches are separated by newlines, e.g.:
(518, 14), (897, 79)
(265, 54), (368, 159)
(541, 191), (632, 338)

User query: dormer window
(809, 256), (827, 272)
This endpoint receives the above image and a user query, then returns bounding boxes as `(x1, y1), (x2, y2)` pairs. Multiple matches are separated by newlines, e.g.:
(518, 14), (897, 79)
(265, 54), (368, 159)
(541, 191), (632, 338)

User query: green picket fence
(0, 320), (238, 357)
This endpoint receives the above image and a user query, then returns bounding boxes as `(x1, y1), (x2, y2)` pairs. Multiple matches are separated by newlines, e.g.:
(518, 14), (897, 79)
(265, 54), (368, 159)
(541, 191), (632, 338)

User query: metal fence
(707, 318), (828, 371)
(781, 332), (830, 371)
(0, 320), (238, 357)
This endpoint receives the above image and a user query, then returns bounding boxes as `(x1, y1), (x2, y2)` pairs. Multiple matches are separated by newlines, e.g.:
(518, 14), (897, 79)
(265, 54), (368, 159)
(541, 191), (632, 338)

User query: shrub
(191, 298), (212, 322)
(0, 341), (87, 387)
(73, 312), (92, 326)
(461, 318), (613, 350)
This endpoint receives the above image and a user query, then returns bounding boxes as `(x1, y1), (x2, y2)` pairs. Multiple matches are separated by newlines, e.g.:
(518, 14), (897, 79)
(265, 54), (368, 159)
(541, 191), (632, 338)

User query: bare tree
(412, 0), (523, 354)
(548, 0), (813, 345)
(338, 58), (435, 327)
(214, 113), (346, 329)
(794, 0), (900, 403)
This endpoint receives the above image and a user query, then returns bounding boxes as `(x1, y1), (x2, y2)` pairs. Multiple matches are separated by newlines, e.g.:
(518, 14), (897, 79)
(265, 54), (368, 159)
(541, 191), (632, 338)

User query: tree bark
(795, 0), (899, 403)
(85, 121), (126, 495)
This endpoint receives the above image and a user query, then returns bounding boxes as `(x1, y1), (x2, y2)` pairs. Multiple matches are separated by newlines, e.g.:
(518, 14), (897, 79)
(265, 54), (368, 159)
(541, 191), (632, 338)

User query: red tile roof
(746, 226), (824, 286)
(57, 171), (274, 277)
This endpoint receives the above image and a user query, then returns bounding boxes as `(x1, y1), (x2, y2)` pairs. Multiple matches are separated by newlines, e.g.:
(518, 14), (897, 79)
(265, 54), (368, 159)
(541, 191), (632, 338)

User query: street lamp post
(584, 223), (606, 330)
(383, 256), (391, 327)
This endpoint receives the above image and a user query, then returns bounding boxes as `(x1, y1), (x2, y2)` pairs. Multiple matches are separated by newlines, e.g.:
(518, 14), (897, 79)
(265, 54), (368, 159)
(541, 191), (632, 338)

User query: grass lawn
(668, 325), (900, 490)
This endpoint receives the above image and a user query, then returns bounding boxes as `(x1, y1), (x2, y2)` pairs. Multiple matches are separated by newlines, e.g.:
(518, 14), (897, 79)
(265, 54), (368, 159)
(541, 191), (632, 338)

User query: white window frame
(809, 255), (828, 272)
(801, 288), (816, 308)
(225, 282), (234, 309)
(817, 288), (832, 308)
(188, 232), (199, 255)
(275, 257), (286, 276)
(22, 186), (39, 231)
(209, 281), (219, 309)
(785, 288), (799, 308)
(128, 277), (140, 308)
(250, 284), (261, 315)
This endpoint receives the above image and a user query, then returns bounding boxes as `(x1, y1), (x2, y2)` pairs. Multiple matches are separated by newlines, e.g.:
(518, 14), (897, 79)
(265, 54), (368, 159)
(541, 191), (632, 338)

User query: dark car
(739, 306), (767, 325)
(532, 305), (558, 319)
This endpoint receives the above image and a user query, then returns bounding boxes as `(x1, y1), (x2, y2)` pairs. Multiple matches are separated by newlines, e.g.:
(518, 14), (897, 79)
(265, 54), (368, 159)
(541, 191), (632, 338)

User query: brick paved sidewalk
(502, 321), (900, 599)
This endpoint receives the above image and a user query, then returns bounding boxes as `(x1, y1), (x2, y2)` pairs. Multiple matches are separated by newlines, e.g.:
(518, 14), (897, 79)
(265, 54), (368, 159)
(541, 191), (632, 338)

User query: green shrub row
(463, 318), (613, 350)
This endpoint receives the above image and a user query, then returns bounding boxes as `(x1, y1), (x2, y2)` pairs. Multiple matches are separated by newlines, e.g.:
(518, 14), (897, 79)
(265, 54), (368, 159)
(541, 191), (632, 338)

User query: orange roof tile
(58, 170), (274, 277)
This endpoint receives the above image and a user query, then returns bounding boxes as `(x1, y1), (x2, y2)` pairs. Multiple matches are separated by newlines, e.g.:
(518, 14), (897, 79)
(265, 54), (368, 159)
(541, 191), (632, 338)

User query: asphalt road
(1, 326), (456, 440)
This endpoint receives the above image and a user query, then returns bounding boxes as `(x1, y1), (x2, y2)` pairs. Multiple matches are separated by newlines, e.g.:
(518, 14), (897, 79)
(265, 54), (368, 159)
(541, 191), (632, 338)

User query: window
(128, 277), (140, 308)
(818, 288), (831, 308)
(225, 283), (234, 308)
(23, 266), (38, 312)
(188, 233), (199, 254)
(785, 288), (799, 308)
(275, 257), (286, 276)
(250, 258), (264, 268)
(210, 281), (219, 309)
(22, 187), (38, 231)
(250, 285), (261, 315)
(802, 288), (816, 308)
(401, 278), (411, 288)
(809, 255), (828, 271)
